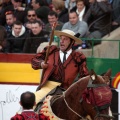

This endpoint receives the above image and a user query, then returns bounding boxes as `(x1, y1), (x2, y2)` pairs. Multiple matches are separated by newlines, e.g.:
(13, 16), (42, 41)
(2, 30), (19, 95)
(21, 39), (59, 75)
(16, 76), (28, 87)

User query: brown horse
(39, 69), (113, 120)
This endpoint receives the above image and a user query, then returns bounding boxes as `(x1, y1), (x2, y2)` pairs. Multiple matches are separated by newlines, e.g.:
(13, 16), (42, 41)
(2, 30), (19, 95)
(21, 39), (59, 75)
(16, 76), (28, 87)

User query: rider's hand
(41, 61), (48, 69)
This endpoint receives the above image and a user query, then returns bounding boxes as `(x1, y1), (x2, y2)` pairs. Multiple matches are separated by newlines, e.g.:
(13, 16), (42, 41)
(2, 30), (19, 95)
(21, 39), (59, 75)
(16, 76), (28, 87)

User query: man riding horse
(31, 29), (89, 104)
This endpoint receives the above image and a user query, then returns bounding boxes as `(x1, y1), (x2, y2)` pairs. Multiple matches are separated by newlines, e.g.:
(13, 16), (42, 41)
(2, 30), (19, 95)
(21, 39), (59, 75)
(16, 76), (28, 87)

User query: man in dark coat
(7, 20), (27, 53)
(84, 0), (112, 45)
(23, 20), (49, 53)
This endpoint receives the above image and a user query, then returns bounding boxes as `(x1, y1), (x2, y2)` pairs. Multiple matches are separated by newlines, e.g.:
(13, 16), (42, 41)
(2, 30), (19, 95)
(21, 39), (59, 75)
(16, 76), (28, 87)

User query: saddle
(34, 85), (65, 112)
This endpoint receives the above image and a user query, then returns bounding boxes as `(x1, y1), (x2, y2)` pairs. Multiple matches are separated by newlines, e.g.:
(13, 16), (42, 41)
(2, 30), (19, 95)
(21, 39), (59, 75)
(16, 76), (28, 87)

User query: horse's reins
(63, 91), (87, 120)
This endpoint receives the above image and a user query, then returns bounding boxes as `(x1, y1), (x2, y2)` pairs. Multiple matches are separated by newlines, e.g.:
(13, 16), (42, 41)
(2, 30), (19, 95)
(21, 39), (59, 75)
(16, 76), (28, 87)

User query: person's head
(12, 0), (22, 9)
(5, 11), (16, 26)
(31, 0), (45, 10)
(52, 0), (65, 14)
(76, 0), (86, 12)
(12, 20), (22, 36)
(54, 29), (82, 52)
(20, 91), (35, 110)
(48, 11), (58, 26)
(69, 10), (79, 25)
(31, 20), (42, 35)
(27, 9), (37, 22)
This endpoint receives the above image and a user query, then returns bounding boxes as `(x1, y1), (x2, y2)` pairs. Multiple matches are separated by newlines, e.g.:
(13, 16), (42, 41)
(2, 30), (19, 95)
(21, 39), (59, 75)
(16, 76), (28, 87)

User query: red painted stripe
(0, 53), (36, 63)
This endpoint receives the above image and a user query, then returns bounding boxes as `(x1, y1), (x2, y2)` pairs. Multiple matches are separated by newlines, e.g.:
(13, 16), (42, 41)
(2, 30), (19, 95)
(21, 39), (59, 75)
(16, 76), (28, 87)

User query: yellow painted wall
(0, 63), (40, 84)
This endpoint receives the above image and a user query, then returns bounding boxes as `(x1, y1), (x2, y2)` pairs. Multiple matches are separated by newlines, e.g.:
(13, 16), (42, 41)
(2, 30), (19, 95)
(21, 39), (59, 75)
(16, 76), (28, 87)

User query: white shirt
(59, 49), (72, 63)
(76, 7), (86, 21)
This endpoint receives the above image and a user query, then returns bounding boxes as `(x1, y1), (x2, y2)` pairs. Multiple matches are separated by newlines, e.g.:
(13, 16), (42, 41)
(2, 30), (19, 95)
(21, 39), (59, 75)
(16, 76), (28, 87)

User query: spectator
(0, 25), (7, 52)
(10, 91), (50, 120)
(31, 0), (50, 24)
(25, 9), (45, 32)
(31, 29), (89, 103)
(45, 11), (64, 32)
(23, 20), (49, 53)
(111, 0), (120, 31)
(7, 20), (27, 53)
(52, 0), (69, 23)
(65, 0), (76, 11)
(0, 0), (12, 25)
(25, 9), (37, 31)
(3, 0), (27, 24)
(84, 0), (112, 46)
(72, 0), (89, 21)
(62, 10), (88, 37)
(5, 11), (16, 36)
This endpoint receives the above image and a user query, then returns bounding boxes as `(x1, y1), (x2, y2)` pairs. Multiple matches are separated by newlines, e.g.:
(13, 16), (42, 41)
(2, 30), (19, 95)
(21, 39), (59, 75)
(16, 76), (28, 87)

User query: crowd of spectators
(0, 0), (119, 53)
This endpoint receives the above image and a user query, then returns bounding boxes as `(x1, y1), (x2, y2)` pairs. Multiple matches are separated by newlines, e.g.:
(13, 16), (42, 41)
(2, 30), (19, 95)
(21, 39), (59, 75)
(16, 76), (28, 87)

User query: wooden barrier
(0, 53), (40, 84)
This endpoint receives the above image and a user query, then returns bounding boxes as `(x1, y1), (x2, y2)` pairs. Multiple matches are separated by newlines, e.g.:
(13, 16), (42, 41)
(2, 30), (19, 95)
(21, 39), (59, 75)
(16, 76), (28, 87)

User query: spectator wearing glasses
(5, 11), (16, 36)
(31, 0), (50, 24)
(25, 9), (45, 33)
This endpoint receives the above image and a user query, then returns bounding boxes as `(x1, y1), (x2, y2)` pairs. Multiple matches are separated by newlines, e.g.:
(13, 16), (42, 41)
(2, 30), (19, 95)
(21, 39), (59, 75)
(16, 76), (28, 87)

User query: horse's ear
(90, 69), (97, 81)
(104, 68), (112, 78)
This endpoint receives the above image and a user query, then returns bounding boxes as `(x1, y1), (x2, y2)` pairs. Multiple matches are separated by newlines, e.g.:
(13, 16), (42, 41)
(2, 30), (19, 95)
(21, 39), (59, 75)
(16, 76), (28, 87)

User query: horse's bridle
(87, 80), (114, 120)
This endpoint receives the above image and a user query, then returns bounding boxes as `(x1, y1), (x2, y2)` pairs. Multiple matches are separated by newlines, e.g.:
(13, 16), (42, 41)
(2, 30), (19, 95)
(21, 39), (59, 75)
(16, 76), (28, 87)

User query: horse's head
(82, 69), (113, 120)
(90, 69), (112, 85)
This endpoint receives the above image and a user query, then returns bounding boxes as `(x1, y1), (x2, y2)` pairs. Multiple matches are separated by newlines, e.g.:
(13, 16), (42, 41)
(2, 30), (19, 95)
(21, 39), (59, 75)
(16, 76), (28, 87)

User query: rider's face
(59, 35), (71, 52)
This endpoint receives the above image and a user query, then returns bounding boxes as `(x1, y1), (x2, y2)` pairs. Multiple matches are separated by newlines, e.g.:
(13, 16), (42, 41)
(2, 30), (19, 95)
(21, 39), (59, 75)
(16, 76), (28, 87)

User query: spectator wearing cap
(23, 20), (50, 53)
(31, 0), (50, 24)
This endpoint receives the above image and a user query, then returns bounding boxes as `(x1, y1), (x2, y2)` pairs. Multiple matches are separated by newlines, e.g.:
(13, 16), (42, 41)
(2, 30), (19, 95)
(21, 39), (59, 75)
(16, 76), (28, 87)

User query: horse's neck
(65, 76), (90, 99)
